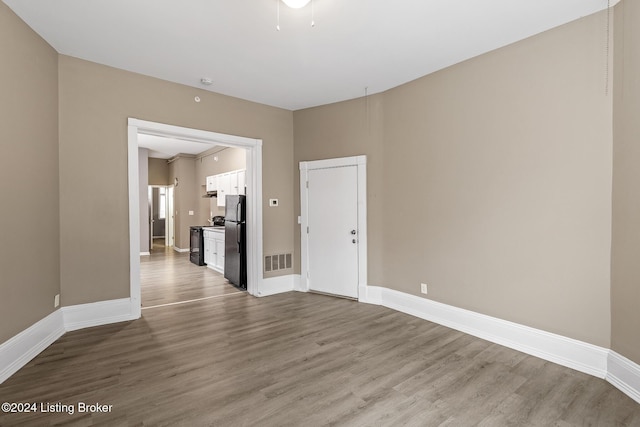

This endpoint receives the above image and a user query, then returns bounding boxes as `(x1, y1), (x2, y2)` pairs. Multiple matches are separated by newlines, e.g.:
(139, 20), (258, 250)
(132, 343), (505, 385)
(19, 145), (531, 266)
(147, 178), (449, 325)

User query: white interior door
(307, 165), (359, 298)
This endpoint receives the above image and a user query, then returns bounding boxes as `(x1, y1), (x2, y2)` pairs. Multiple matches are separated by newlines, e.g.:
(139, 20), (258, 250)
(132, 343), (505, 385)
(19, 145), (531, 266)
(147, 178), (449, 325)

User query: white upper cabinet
(216, 173), (231, 207)
(236, 170), (246, 195)
(205, 169), (246, 206)
(206, 175), (217, 192)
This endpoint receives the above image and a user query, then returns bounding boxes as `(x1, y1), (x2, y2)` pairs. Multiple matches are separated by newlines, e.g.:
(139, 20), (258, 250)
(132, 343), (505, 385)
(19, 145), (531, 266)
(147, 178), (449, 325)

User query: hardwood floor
(141, 239), (241, 308)
(1, 250), (639, 425)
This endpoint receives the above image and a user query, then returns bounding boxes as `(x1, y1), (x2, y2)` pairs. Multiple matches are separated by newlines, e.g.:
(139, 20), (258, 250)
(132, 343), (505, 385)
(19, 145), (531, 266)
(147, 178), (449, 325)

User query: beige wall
(167, 147), (248, 249)
(293, 94), (386, 281)
(168, 155), (197, 250)
(148, 157), (170, 186)
(612, 0), (640, 364)
(4, 0), (636, 364)
(294, 12), (613, 347)
(0, 3), (60, 342)
(58, 55), (294, 306)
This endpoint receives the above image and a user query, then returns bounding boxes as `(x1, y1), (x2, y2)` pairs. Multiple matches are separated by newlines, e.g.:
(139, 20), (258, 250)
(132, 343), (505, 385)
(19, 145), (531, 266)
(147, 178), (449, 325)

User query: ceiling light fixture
(282, 0), (310, 8)
(276, 0), (315, 31)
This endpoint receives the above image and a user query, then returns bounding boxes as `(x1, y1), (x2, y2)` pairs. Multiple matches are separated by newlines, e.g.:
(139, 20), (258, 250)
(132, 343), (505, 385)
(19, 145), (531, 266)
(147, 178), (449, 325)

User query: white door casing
(300, 155), (367, 299)
(166, 186), (174, 247)
(148, 186), (154, 251)
(128, 118), (263, 319)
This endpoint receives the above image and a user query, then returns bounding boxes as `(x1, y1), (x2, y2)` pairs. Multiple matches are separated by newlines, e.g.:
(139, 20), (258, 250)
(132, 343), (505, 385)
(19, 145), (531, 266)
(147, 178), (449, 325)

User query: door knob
(350, 230), (357, 235)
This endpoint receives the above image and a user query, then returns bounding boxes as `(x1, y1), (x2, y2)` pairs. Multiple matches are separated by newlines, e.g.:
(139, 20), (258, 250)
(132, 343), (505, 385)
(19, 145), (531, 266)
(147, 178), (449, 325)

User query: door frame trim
(299, 155), (367, 297)
(147, 184), (172, 245)
(128, 118), (263, 319)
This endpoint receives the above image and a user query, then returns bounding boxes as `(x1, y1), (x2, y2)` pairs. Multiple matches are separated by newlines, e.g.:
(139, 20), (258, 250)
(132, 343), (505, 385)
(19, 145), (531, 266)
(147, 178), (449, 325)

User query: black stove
(189, 226), (206, 266)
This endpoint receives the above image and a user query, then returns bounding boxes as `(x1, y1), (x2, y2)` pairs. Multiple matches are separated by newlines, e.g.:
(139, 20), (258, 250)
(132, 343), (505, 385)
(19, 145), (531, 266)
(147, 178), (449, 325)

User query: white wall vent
(264, 253), (293, 272)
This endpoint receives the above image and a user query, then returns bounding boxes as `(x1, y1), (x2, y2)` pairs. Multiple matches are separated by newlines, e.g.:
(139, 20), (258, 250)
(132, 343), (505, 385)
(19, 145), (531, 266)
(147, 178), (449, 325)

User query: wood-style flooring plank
(141, 240), (240, 307)
(1, 249), (639, 426)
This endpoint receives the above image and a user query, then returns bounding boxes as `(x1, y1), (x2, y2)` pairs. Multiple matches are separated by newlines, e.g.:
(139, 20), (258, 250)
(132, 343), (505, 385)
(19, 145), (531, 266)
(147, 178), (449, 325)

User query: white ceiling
(4, 0), (615, 111)
(138, 134), (219, 159)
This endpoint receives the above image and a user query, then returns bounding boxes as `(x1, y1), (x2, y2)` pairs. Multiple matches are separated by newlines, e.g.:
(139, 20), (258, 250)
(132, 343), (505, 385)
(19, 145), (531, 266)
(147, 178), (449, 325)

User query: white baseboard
(359, 284), (382, 303)
(62, 298), (137, 332)
(4, 286), (640, 406)
(361, 285), (640, 402)
(607, 351), (640, 404)
(0, 310), (65, 384)
(258, 274), (296, 297)
(173, 246), (189, 253)
(292, 274), (303, 292)
(360, 286), (609, 378)
(140, 252), (151, 256)
(1, 298), (139, 384)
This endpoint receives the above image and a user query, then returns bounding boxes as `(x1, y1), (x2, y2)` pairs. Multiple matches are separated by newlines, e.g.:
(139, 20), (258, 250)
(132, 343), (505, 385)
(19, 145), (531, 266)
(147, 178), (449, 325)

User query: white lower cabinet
(215, 239), (225, 272)
(203, 229), (225, 274)
(203, 234), (214, 266)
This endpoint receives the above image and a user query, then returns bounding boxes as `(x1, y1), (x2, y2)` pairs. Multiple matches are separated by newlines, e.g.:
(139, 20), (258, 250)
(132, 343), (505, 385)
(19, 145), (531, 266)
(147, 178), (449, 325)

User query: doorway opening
(128, 118), (263, 319)
(148, 185), (174, 252)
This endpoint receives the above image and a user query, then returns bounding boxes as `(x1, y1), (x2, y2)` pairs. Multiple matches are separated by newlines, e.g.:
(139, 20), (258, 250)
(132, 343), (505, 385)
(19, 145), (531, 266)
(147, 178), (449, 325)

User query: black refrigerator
(224, 194), (247, 289)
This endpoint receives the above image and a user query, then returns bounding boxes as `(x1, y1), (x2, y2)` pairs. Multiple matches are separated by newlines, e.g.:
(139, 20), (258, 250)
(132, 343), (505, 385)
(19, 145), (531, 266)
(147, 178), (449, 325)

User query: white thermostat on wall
(269, 199), (279, 207)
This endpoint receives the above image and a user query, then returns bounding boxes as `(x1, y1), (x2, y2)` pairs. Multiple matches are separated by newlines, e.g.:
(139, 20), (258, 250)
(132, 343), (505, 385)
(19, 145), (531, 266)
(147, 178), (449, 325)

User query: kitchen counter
(202, 226), (225, 232)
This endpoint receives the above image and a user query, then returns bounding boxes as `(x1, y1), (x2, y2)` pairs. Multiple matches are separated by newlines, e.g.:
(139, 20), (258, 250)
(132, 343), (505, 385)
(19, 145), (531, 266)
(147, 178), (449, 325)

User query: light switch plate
(188, 210), (194, 215)
(269, 199), (279, 207)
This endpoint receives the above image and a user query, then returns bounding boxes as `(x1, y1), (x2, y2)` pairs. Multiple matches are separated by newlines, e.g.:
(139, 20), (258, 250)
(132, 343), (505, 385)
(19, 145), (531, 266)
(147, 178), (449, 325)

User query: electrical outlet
(54, 294), (60, 308)
(420, 283), (428, 294)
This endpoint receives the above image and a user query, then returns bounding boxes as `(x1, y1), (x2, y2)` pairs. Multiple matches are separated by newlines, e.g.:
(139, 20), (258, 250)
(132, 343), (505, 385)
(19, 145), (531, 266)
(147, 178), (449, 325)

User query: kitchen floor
(141, 238), (241, 308)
